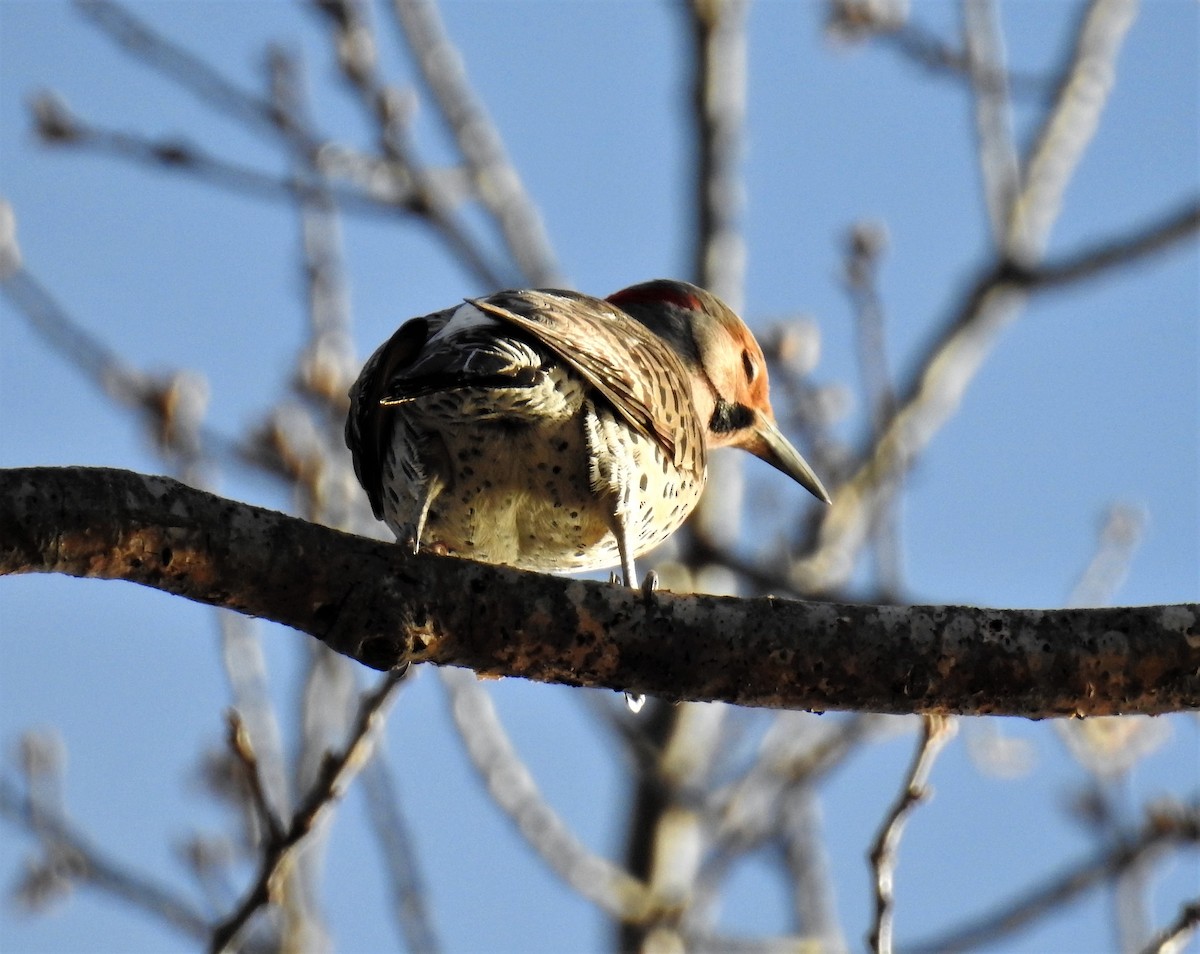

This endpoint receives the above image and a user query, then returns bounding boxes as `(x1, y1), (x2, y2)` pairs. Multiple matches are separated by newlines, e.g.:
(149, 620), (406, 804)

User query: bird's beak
(749, 416), (832, 504)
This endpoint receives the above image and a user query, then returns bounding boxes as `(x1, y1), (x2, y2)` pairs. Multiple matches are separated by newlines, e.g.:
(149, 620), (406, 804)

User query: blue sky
(1, 2), (1197, 952)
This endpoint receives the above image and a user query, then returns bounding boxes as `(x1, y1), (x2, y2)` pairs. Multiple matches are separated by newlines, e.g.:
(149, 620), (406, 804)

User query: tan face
(607, 279), (830, 503)
(689, 293), (830, 504)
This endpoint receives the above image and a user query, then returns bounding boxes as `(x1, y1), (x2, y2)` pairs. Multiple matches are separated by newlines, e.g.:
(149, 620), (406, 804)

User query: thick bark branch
(1, 467), (1196, 717)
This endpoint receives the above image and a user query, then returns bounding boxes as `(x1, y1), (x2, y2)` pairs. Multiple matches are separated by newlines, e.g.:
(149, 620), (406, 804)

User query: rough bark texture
(2, 466), (1196, 717)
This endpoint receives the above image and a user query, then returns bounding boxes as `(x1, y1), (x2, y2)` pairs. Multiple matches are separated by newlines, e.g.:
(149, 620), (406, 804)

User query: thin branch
(788, 194), (1200, 594)
(269, 45), (355, 356)
(76, 0), (313, 151)
(0, 201), (375, 506)
(789, 0), (1147, 594)
(880, 21), (1054, 103)
(711, 713), (883, 855)
(692, 714), (859, 951)
(641, 702), (732, 946)
(0, 777), (210, 940)
(209, 667), (408, 954)
(0, 203), (252, 477)
(686, 0), (749, 304)
(904, 805), (1200, 954)
(999, 199), (1200, 291)
(962, 0), (1020, 246)
(780, 788), (848, 952)
(868, 715), (958, 954)
(843, 222), (903, 598)
(845, 223), (897, 438)
(439, 668), (657, 923)
(283, 645), (358, 954)
(2, 466), (1197, 717)
(217, 613), (293, 823)
(1008, 0), (1139, 259)
(1068, 503), (1145, 609)
(225, 711), (286, 847)
(359, 753), (443, 954)
(311, 0), (510, 289)
(681, 0), (753, 562)
(3, 271), (211, 480)
(29, 92), (455, 221)
(71, 0), (507, 288)
(388, 0), (561, 286)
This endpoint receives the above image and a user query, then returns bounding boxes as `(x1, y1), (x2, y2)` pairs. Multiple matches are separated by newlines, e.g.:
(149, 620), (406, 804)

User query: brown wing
(467, 290), (703, 472)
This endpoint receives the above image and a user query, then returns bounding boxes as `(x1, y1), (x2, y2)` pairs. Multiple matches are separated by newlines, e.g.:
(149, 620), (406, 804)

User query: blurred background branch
(1, 0), (1196, 951)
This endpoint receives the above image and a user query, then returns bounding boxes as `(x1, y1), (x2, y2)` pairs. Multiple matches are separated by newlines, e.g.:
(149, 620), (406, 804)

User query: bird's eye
(741, 349), (757, 383)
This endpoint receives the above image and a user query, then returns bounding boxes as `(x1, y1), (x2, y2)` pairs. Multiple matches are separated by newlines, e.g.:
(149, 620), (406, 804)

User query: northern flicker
(345, 279), (830, 586)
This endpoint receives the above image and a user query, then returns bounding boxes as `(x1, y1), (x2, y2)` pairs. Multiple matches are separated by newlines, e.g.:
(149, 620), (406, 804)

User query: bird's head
(607, 279), (831, 504)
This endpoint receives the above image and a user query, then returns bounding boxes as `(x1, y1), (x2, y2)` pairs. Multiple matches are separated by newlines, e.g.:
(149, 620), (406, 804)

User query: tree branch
(788, 194), (1200, 594)
(0, 777), (210, 941)
(868, 715), (958, 954)
(2, 467), (1196, 716)
(903, 803), (1200, 954)
(388, 0), (562, 287)
(209, 668), (406, 953)
(439, 667), (654, 923)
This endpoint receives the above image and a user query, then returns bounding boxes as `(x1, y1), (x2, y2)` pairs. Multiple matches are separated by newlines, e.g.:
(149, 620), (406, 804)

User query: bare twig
(439, 668), (656, 922)
(312, 0), (509, 289)
(713, 713), (884, 854)
(2, 198), (384, 521)
(697, 712), (862, 953)
(686, 0), (749, 304)
(388, 0), (561, 286)
(845, 223), (896, 438)
(788, 191), (1199, 594)
(1008, 0), (1139, 259)
(780, 788), (848, 952)
(268, 47), (356, 397)
(72, 0), (506, 288)
(790, 0), (1147, 594)
(76, 0), (312, 150)
(32, 87), (472, 221)
(209, 667), (408, 954)
(218, 614), (292, 826)
(962, 0), (1020, 245)
(905, 804), (1200, 954)
(0, 210), (214, 475)
(225, 710), (286, 846)
(868, 715), (958, 954)
(1068, 503), (1146, 609)
(999, 199), (1200, 291)
(360, 753), (443, 954)
(0, 777), (210, 940)
(286, 645), (358, 949)
(882, 22), (1054, 102)
(844, 223), (903, 598)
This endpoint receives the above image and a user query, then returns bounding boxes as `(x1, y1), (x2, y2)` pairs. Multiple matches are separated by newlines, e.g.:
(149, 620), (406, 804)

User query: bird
(345, 279), (830, 588)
